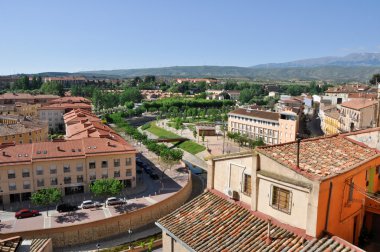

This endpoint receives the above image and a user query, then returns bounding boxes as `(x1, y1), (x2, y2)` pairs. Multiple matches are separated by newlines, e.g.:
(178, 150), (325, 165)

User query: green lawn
(146, 123), (206, 155)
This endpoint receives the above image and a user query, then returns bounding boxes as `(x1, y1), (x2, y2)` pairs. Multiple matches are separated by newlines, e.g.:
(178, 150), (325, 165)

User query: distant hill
(252, 53), (380, 68)
(78, 65), (380, 81)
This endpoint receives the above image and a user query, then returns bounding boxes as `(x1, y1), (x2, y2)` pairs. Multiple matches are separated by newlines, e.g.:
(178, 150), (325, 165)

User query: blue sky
(0, 0), (379, 74)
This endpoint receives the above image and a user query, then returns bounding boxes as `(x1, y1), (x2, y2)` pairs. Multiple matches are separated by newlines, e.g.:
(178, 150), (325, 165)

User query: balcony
(64, 178), (72, 185)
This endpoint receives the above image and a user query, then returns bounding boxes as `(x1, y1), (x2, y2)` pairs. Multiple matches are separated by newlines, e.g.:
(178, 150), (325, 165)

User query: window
(22, 168), (30, 178)
(126, 169), (132, 177)
(9, 182), (16, 191)
(36, 166), (44, 175)
(76, 163), (83, 172)
(37, 179), (45, 187)
(64, 176), (71, 184)
(126, 158), (132, 166)
(50, 165), (57, 174)
(63, 164), (70, 173)
(77, 175), (84, 183)
(114, 159), (120, 167)
(101, 161), (108, 168)
(89, 173), (96, 181)
(8, 170), (16, 179)
(114, 170), (120, 178)
(102, 174), (108, 179)
(271, 185), (291, 214)
(89, 161), (96, 169)
(102, 169), (108, 179)
(348, 178), (354, 203)
(243, 174), (251, 196)
(50, 177), (58, 186)
(23, 181), (31, 190)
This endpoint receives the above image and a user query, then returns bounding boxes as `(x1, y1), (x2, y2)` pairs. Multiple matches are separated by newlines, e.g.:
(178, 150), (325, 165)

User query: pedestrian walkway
(55, 223), (161, 252)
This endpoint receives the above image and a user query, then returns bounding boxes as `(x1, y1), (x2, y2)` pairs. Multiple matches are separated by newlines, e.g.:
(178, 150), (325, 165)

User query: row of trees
(92, 88), (143, 110)
(227, 131), (265, 148)
(31, 178), (124, 215)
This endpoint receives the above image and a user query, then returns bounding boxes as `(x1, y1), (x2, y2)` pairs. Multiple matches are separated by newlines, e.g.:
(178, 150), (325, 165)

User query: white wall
(257, 176), (309, 230)
(213, 155), (253, 206)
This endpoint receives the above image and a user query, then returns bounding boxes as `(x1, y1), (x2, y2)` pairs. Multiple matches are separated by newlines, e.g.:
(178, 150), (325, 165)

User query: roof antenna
(296, 133), (302, 169)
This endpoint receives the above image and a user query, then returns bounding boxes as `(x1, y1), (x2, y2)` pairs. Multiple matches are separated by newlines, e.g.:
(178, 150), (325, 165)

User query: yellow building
(323, 109), (341, 135)
(0, 137), (136, 205)
(0, 115), (49, 144)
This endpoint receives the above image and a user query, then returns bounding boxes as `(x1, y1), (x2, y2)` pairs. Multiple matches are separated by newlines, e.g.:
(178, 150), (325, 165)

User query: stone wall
(0, 175), (192, 248)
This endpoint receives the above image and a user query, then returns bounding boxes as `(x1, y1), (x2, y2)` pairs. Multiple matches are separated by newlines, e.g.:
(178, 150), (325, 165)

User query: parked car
(80, 200), (102, 209)
(144, 166), (153, 174)
(56, 203), (78, 213)
(15, 209), (39, 219)
(149, 172), (159, 180)
(105, 197), (125, 206)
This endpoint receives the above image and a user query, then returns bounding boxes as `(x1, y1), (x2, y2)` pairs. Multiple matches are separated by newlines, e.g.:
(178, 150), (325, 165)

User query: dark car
(149, 172), (159, 180)
(144, 166), (153, 175)
(15, 209), (39, 219)
(56, 203), (78, 213)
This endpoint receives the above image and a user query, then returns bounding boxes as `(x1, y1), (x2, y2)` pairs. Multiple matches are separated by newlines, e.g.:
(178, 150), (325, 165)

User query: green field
(146, 123), (206, 155)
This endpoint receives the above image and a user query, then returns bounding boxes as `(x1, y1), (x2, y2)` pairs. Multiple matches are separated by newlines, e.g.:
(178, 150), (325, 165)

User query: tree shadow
(113, 203), (148, 214)
(0, 223), (13, 231)
(54, 212), (89, 224)
(176, 167), (189, 174)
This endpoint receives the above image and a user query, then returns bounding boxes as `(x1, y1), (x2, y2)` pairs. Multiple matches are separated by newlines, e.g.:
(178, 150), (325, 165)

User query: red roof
(38, 103), (92, 110)
(256, 135), (379, 180)
(157, 191), (362, 251)
(341, 99), (378, 110)
(0, 137), (135, 165)
(64, 109), (101, 125)
(49, 96), (91, 104)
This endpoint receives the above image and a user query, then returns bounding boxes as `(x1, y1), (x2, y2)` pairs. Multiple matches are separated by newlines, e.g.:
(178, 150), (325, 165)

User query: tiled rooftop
(49, 96), (91, 104)
(340, 99), (378, 110)
(63, 109), (101, 125)
(0, 117), (47, 136)
(0, 137), (135, 165)
(157, 191), (362, 251)
(38, 102), (92, 110)
(229, 108), (280, 121)
(257, 135), (379, 180)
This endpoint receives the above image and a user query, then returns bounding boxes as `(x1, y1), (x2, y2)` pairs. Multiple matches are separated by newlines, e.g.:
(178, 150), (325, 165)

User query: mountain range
(35, 53), (380, 81)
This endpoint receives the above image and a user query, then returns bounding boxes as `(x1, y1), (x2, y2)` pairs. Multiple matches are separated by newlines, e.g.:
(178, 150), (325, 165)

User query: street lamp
(128, 229), (133, 249)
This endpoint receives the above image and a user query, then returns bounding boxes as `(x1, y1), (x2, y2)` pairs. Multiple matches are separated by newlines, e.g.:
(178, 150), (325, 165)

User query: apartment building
(38, 97), (92, 132)
(339, 99), (378, 132)
(0, 137), (136, 206)
(0, 115), (48, 144)
(228, 108), (298, 144)
(320, 106), (341, 135)
(0, 93), (59, 105)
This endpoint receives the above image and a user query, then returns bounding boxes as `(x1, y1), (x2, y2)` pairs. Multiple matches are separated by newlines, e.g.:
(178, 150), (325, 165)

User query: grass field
(146, 123), (206, 155)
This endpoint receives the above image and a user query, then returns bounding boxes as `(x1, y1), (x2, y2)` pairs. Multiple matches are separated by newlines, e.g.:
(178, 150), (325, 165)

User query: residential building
(140, 90), (182, 101)
(320, 106), (341, 135)
(324, 84), (373, 105)
(42, 76), (87, 87)
(228, 108), (298, 144)
(206, 89), (240, 101)
(339, 99), (378, 132)
(0, 137), (136, 206)
(0, 115), (48, 144)
(176, 78), (217, 84)
(0, 93), (59, 105)
(38, 97), (92, 132)
(156, 144), (366, 251)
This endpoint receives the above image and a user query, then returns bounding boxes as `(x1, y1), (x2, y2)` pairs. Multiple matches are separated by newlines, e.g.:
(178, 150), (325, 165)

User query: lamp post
(128, 229), (133, 249)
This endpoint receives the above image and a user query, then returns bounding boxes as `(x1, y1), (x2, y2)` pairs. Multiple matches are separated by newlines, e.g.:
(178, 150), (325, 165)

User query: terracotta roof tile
(157, 191), (362, 251)
(229, 108), (279, 122)
(257, 135), (379, 180)
(340, 99), (377, 110)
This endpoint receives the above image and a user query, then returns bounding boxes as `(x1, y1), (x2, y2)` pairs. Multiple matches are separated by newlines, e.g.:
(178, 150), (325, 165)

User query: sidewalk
(55, 223), (161, 252)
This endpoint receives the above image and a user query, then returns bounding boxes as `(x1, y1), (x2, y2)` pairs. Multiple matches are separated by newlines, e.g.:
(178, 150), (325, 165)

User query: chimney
(296, 135), (302, 168)
(266, 219), (272, 245)
(107, 141), (111, 146)
(3, 151), (6, 156)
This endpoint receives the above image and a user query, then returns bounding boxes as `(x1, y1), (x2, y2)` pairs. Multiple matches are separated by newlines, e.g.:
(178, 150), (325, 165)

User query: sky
(0, 0), (380, 74)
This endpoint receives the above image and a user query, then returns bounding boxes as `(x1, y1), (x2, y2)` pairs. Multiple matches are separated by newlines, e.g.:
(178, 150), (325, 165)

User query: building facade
(339, 99), (378, 132)
(0, 137), (136, 206)
(228, 108), (298, 145)
(0, 116), (48, 144)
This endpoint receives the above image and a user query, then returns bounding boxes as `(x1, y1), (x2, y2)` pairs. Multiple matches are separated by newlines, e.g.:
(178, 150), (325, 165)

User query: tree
(40, 81), (64, 96)
(119, 87), (143, 104)
(201, 131), (205, 143)
(31, 188), (62, 216)
(193, 129), (197, 140)
(160, 149), (183, 180)
(90, 178), (124, 204)
(370, 73), (380, 85)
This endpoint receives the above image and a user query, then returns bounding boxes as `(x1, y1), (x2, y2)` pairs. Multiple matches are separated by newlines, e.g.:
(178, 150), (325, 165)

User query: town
(0, 73), (379, 252)
(1, 1), (380, 252)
